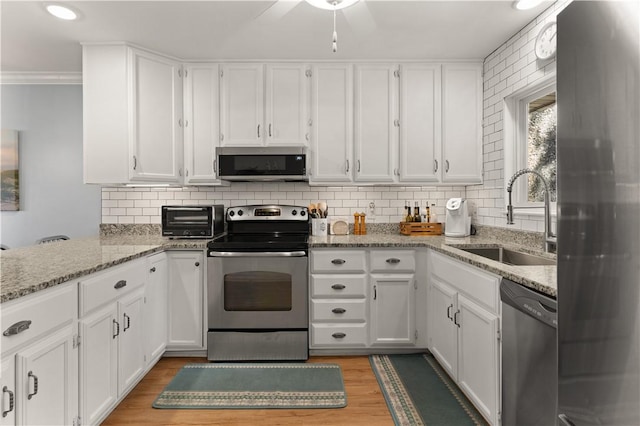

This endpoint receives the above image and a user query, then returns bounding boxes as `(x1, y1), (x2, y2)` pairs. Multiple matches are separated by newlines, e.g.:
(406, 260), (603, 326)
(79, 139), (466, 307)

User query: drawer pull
(3, 320), (32, 337)
(114, 280), (127, 290)
(150, 267), (156, 273)
(27, 371), (38, 400)
(113, 319), (120, 339)
(331, 284), (346, 290)
(331, 259), (346, 265)
(386, 258), (401, 264)
(2, 386), (14, 417)
(332, 308), (346, 314)
(331, 332), (346, 339)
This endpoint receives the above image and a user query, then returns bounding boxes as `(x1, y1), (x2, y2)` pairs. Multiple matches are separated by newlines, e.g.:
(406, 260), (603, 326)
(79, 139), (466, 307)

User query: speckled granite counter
(0, 236), (209, 303)
(309, 234), (557, 298)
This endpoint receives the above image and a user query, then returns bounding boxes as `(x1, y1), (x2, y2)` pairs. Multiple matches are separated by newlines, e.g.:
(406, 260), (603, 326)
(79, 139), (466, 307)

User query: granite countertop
(0, 236), (209, 303)
(309, 234), (557, 298)
(1, 231), (556, 304)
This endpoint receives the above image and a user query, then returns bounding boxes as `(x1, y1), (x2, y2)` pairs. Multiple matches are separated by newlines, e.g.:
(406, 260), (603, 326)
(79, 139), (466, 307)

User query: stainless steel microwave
(216, 147), (307, 181)
(161, 205), (224, 238)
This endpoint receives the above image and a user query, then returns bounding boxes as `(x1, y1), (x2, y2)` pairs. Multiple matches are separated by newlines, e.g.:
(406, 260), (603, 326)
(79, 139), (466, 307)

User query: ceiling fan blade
(342, 1), (376, 36)
(255, 0), (302, 23)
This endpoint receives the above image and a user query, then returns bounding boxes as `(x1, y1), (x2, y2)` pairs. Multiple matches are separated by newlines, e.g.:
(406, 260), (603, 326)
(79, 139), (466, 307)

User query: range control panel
(226, 205), (309, 221)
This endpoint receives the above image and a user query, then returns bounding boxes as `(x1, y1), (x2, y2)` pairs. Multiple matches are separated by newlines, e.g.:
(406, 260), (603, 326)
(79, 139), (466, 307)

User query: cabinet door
(145, 253), (168, 364)
(130, 49), (183, 182)
(427, 276), (458, 378)
(441, 63), (483, 184)
(80, 304), (118, 425)
(399, 64), (441, 183)
(167, 251), (204, 350)
(184, 64), (221, 184)
(354, 64), (397, 183)
(370, 275), (416, 346)
(265, 64), (309, 146)
(17, 324), (78, 426)
(117, 288), (146, 395)
(220, 64), (264, 146)
(309, 64), (353, 183)
(457, 294), (500, 426)
(0, 356), (16, 426)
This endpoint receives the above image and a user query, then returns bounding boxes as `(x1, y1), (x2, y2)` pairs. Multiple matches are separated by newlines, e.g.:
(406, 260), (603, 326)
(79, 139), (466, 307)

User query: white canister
(311, 218), (328, 236)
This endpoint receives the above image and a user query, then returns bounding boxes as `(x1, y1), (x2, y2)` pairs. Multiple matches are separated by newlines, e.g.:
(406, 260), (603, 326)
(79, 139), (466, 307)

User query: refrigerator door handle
(558, 414), (576, 426)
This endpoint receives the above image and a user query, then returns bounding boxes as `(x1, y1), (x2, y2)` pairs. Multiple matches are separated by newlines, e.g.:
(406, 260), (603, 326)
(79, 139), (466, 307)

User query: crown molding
(1, 72), (82, 85)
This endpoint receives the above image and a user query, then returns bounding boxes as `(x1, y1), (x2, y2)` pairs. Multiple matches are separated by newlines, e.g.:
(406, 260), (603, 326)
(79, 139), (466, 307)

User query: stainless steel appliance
(161, 205), (224, 239)
(501, 278), (557, 425)
(557, 2), (639, 424)
(216, 147), (307, 181)
(207, 204), (309, 361)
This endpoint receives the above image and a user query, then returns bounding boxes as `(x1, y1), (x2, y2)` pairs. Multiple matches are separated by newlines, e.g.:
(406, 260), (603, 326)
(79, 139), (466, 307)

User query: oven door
(207, 251), (308, 330)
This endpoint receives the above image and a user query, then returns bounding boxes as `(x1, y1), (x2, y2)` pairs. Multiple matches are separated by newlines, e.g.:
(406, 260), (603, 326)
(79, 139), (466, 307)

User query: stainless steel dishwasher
(500, 278), (557, 425)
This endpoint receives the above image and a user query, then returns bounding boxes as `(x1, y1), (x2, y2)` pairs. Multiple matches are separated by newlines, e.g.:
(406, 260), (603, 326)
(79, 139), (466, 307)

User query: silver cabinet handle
(220, 133), (224, 142)
(133, 155), (137, 170)
(114, 280), (127, 290)
(332, 332), (346, 339)
(185, 169), (189, 177)
(178, 119), (183, 127)
(150, 266), (156, 273)
(374, 285), (377, 300)
(345, 159), (349, 173)
(447, 304), (453, 320)
(179, 168), (183, 177)
(332, 308), (346, 314)
(185, 120), (189, 127)
(434, 159), (438, 173)
(2, 386), (14, 417)
(454, 310), (460, 327)
(269, 124), (272, 137)
(386, 258), (401, 264)
(445, 160), (450, 173)
(123, 313), (130, 332)
(331, 284), (346, 290)
(305, 133), (310, 141)
(357, 160), (361, 172)
(331, 259), (346, 265)
(257, 124), (261, 138)
(27, 371), (38, 400)
(213, 159), (217, 173)
(113, 319), (120, 339)
(3, 320), (32, 337)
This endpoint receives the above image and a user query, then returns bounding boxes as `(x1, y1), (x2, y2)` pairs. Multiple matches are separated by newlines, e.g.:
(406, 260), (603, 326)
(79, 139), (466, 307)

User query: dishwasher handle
(208, 251), (307, 258)
(500, 278), (557, 328)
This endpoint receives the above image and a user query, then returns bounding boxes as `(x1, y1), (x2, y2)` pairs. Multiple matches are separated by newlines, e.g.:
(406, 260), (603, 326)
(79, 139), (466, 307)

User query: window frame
(504, 74), (557, 216)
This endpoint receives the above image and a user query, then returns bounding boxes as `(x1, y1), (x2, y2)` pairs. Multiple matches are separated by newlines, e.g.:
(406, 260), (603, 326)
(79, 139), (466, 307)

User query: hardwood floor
(103, 356), (394, 425)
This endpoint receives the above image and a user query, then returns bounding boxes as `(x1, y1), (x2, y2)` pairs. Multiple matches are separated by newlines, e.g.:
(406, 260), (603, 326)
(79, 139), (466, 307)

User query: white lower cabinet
(0, 282), (79, 426)
(145, 252), (168, 362)
(427, 250), (501, 425)
(310, 249), (418, 349)
(166, 251), (205, 350)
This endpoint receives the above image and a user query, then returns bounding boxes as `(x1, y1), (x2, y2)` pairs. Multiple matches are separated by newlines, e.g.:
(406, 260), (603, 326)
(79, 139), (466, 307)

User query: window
(505, 76), (557, 211)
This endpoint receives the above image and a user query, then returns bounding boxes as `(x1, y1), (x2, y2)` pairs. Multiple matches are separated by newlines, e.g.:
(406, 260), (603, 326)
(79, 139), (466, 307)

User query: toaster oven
(161, 205), (224, 238)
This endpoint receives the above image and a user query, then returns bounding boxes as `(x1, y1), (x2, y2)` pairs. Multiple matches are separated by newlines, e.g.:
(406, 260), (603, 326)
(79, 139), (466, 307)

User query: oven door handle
(208, 251), (307, 258)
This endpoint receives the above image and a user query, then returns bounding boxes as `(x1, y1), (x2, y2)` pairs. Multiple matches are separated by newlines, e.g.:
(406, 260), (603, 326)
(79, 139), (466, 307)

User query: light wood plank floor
(103, 356), (394, 425)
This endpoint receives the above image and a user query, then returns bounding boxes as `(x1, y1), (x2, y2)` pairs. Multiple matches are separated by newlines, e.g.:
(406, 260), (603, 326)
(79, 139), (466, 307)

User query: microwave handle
(165, 207), (206, 211)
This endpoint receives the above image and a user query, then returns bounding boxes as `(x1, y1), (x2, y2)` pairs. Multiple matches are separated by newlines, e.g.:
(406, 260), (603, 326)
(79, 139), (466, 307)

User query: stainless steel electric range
(206, 204), (309, 361)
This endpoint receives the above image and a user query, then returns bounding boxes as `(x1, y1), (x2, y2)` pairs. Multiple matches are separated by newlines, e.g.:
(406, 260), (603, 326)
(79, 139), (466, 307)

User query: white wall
(0, 85), (101, 248)
(467, 0), (570, 232)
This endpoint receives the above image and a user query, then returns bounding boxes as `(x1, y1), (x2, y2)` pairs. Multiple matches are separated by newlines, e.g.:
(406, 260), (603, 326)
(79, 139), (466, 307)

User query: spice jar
(353, 213), (361, 235)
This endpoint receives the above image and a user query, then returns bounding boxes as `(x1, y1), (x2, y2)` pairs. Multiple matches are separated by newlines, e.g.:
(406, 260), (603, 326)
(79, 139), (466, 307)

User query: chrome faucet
(506, 168), (557, 252)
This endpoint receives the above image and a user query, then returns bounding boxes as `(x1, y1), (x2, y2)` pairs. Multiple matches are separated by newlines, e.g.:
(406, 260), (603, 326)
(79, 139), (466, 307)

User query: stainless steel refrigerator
(557, 1), (640, 425)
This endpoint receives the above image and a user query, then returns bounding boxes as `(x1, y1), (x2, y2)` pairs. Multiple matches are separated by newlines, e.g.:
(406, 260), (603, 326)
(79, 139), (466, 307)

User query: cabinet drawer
(311, 324), (367, 347)
(79, 258), (146, 316)
(1, 282), (76, 354)
(311, 300), (366, 322)
(311, 250), (366, 274)
(370, 250), (416, 273)
(430, 250), (500, 312)
(311, 275), (366, 298)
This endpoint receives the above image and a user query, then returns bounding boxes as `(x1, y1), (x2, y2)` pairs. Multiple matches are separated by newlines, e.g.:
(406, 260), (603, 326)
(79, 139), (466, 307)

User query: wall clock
(535, 21), (557, 60)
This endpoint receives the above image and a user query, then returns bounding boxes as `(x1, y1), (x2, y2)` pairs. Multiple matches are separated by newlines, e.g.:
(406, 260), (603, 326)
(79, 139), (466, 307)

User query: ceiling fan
(255, 0), (376, 52)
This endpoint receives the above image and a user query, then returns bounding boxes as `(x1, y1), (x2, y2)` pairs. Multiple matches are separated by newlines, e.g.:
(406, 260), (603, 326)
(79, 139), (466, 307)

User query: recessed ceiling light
(513, 0), (544, 10)
(305, 0), (359, 11)
(46, 4), (78, 20)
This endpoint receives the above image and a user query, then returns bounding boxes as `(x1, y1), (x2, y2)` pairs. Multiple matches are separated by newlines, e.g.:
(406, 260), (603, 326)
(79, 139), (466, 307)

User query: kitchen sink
(456, 247), (556, 266)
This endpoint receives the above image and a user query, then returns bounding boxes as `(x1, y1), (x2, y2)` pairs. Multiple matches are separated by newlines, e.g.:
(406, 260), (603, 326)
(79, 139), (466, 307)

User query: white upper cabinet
(220, 64), (264, 146)
(220, 63), (310, 147)
(441, 63), (483, 184)
(309, 64), (354, 183)
(183, 64), (223, 184)
(83, 43), (183, 184)
(399, 64), (442, 183)
(265, 64), (310, 146)
(354, 64), (397, 183)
